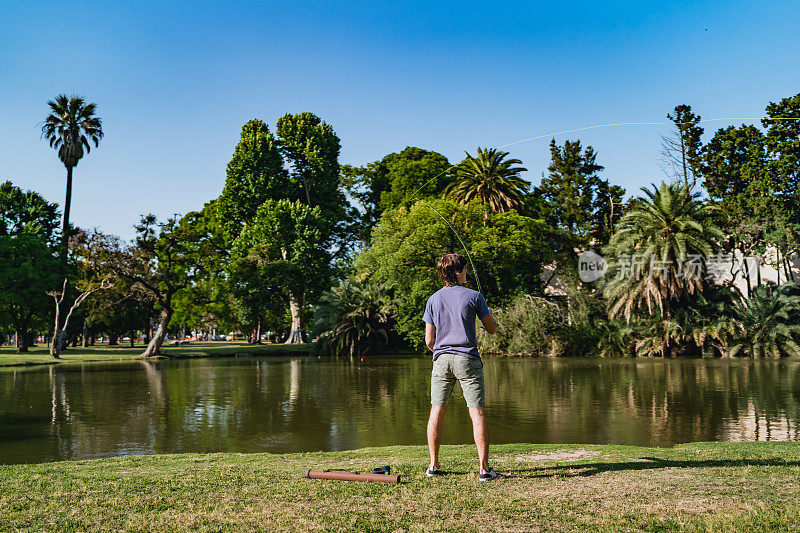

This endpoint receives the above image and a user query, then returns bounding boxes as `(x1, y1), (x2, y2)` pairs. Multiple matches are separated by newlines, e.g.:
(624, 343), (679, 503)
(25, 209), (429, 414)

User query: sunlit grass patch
(2, 442), (800, 531)
(0, 341), (311, 368)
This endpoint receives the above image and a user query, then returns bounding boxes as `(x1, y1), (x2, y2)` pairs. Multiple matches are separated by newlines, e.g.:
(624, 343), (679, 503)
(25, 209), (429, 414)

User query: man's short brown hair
(437, 253), (468, 286)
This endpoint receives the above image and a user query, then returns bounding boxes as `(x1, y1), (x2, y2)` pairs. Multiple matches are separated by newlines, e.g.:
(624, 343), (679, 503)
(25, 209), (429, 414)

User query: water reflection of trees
(2, 358), (800, 463)
(485, 359), (800, 446)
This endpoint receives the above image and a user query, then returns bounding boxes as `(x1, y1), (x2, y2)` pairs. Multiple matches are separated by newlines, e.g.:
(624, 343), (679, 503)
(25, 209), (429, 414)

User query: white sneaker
(479, 467), (500, 481)
(426, 466), (444, 477)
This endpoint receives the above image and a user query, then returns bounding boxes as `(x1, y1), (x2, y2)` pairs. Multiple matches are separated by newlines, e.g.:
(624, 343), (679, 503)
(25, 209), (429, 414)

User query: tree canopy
(0, 180), (60, 245)
(537, 139), (624, 247)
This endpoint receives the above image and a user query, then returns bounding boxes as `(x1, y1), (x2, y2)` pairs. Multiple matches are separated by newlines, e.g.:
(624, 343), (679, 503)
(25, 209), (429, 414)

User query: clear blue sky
(2, 1), (799, 239)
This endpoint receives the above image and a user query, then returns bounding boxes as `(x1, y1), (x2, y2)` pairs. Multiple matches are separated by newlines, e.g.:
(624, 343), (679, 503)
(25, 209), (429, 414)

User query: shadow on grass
(502, 457), (800, 479)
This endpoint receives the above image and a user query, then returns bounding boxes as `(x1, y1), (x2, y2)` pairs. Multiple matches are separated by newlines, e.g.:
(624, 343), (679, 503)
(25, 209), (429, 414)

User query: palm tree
(729, 284), (800, 357)
(597, 320), (635, 357)
(603, 182), (723, 321)
(631, 284), (742, 357)
(682, 284), (743, 357)
(41, 95), (103, 262)
(444, 147), (529, 212)
(313, 281), (393, 359)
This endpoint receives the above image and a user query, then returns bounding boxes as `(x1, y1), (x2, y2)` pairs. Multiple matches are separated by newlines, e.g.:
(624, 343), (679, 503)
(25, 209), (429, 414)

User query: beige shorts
(431, 353), (485, 408)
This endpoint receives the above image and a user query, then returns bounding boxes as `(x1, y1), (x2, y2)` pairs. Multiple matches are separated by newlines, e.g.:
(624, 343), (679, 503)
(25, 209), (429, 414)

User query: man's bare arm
(425, 323), (436, 351)
(480, 313), (497, 335)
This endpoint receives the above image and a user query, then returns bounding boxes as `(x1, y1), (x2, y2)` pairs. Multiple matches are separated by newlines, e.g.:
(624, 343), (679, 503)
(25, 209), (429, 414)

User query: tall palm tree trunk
(61, 165), (73, 264)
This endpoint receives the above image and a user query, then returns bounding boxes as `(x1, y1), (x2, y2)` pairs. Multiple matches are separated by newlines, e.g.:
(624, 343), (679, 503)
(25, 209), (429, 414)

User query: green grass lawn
(2, 442), (800, 531)
(0, 341), (311, 368)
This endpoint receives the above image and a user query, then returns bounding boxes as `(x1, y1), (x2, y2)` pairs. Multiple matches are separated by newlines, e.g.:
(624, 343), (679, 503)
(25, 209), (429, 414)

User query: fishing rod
(402, 115), (800, 299)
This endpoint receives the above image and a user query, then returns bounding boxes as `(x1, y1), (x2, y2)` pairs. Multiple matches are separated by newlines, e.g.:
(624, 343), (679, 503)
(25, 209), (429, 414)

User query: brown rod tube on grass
(305, 469), (401, 483)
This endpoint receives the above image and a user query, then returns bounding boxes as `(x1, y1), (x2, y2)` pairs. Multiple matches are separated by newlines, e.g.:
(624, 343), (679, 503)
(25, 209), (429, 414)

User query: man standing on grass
(423, 253), (499, 481)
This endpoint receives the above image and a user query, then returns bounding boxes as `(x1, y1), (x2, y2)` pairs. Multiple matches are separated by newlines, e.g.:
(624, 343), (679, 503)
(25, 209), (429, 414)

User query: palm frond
(41, 94), (103, 168)
(444, 147), (529, 212)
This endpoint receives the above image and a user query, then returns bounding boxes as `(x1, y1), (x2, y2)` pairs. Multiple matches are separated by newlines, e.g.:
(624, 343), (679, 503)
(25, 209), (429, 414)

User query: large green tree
(444, 147), (529, 212)
(661, 104), (704, 190)
(0, 181), (61, 352)
(231, 199), (329, 343)
(763, 93), (800, 212)
(0, 180), (60, 246)
(701, 124), (772, 295)
(341, 146), (452, 245)
(217, 113), (348, 340)
(216, 120), (288, 242)
(69, 229), (149, 348)
(106, 215), (206, 356)
(170, 200), (234, 339)
(762, 93), (800, 279)
(41, 95), (103, 262)
(377, 147), (452, 212)
(0, 234), (60, 352)
(354, 199), (554, 348)
(538, 139), (624, 247)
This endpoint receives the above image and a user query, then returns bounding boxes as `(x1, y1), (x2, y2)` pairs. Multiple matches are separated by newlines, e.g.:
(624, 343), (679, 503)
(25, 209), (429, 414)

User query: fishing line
(497, 116), (800, 148)
(419, 201), (483, 296)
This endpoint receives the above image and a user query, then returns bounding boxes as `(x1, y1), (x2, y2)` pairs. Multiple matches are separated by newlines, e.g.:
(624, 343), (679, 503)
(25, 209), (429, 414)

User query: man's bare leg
(427, 405), (447, 469)
(468, 406), (489, 471)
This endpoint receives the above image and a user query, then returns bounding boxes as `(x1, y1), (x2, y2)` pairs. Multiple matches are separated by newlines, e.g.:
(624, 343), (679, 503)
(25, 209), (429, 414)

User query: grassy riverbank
(2, 442), (800, 531)
(0, 341), (311, 368)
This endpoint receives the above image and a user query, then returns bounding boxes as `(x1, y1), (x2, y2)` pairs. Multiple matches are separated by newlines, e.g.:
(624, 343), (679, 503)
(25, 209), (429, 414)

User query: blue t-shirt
(422, 285), (491, 361)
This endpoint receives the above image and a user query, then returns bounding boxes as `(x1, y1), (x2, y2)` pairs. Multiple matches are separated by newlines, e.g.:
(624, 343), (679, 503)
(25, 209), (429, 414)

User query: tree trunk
(255, 316), (262, 345)
(742, 245), (752, 299)
(108, 333), (119, 346)
(81, 321), (89, 348)
(757, 255), (762, 287)
(60, 166), (73, 265)
(129, 328), (135, 347)
(142, 307), (172, 357)
(783, 252), (793, 283)
(285, 292), (304, 344)
(16, 329), (28, 353)
(679, 130), (689, 190)
(50, 300), (62, 359)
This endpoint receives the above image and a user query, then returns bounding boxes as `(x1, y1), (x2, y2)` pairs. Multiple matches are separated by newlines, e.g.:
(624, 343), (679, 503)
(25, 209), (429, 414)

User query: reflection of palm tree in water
(49, 366), (71, 458)
(49, 365), (71, 425)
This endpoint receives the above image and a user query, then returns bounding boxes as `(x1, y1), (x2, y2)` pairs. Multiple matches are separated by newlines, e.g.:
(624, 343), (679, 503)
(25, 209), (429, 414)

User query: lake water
(2, 356), (800, 464)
